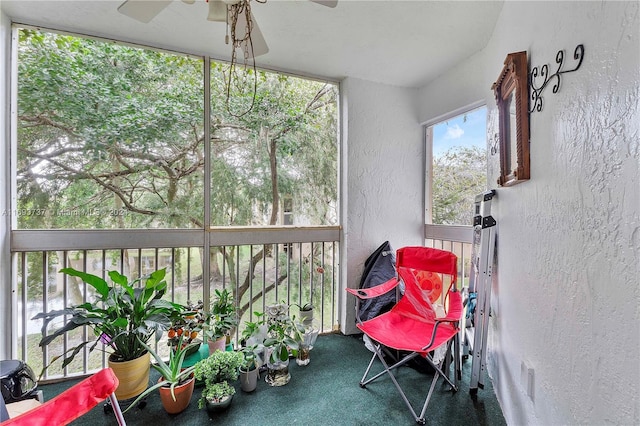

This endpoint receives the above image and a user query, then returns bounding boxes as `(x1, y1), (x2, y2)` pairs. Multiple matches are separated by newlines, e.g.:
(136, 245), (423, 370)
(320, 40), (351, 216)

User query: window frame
(11, 24), (341, 232)
(423, 102), (488, 227)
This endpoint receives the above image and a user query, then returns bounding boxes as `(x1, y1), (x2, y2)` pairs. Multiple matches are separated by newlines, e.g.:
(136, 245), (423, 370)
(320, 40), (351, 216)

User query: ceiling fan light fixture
(117, 0), (172, 23)
(207, 0), (228, 22)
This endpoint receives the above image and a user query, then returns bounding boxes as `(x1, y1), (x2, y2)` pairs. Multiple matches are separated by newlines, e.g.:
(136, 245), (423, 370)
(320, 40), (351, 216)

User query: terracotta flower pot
(158, 375), (195, 414)
(108, 352), (151, 400)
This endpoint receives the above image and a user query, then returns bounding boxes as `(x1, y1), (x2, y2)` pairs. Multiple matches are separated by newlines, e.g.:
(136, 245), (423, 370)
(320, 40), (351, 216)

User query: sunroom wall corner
(339, 77), (424, 335)
(417, 2), (640, 425)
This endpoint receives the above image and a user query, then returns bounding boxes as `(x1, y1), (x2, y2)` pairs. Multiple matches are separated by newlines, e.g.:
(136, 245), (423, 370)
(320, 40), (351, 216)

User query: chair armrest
(435, 291), (463, 322)
(346, 277), (399, 300)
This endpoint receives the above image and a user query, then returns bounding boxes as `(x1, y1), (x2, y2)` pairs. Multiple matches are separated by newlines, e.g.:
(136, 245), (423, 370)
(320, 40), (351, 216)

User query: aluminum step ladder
(468, 190), (496, 394)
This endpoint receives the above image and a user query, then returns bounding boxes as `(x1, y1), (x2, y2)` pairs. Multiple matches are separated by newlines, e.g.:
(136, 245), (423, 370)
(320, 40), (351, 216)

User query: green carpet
(40, 334), (505, 426)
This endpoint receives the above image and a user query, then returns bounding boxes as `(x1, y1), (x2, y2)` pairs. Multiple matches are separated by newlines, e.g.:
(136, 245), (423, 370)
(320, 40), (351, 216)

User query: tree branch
(20, 114), (78, 137)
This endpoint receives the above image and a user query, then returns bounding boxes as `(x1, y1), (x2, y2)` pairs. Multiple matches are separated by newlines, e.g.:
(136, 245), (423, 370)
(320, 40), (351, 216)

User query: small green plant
(193, 350), (243, 408)
(241, 312), (265, 343)
(291, 301), (314, 326)
(238, 313), (267, 370)
(123, 335), (198, 413)
(239, 343), (260, 371)
(202, 381), (235, 405)
(203, 289), (238, 342)
(263, 304), (299, 363)
(291, 302), (313, 312)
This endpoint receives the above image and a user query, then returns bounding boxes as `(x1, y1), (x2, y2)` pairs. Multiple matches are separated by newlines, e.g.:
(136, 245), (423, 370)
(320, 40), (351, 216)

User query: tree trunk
(266, 128), (279, 226)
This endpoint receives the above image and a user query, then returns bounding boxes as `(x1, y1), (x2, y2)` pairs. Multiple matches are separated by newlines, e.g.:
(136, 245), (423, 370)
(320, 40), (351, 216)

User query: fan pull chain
(225, 3), (230, 45)
(225, 0), (258, 118)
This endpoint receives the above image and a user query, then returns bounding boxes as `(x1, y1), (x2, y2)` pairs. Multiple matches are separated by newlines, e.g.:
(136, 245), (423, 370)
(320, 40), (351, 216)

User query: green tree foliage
(17, 29), (337, 230)
(432, 146), (487, 225)
(208, 65), (337, 227)
(18, 29), (205, 229)
(16, 28), (338, 321)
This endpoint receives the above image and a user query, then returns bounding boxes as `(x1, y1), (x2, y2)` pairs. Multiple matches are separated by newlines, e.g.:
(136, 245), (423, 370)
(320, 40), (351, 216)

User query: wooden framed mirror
(492, 51), (530, 187)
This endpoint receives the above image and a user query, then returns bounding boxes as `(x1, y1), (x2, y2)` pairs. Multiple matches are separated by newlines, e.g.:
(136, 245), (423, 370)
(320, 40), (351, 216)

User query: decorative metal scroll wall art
(529, 44), (585, 113)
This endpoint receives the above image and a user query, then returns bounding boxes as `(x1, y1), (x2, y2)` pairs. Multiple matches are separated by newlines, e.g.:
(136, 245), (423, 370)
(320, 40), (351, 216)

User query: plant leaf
(60, 268), (109, 298)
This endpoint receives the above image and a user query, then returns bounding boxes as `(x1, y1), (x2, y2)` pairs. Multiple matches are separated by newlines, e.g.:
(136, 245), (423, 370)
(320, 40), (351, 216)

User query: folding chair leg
(108, 393), (126, 426)
(418, 371), (441, 423)
(454, 332), (462, 384)
(359, 342), (435, 424)
(359, 349), (379, 387)
(361, 344), (421, 387)
(373, 344), (424, 423)
(440, 338), (460, 390)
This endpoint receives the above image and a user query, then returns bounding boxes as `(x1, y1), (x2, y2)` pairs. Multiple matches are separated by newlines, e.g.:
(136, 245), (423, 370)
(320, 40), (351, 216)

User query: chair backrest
(393, 247), (458, 322)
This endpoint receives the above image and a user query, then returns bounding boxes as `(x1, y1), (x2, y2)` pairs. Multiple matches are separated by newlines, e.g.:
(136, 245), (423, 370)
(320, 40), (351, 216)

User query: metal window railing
(425, 224), (474, 289)
(12, 226), (340, 381)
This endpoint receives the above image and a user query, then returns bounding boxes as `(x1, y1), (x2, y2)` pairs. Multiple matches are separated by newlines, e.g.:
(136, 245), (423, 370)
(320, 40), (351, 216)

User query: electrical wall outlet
(527, 367), (535, 402)
(520, 361), (528, 389)
(520, 361), (535, 403)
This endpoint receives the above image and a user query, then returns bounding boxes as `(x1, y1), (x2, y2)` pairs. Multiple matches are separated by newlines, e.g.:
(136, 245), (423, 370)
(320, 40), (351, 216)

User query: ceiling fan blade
(117, 0), (172, 23)
(309, 0), (337, 8)
(235, 11), (269, 57)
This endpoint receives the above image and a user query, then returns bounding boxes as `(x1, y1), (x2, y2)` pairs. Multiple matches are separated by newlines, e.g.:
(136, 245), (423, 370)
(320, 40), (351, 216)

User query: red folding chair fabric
(348, 246), (463, 425)
(2, 368), (126, 426)
(358, 291), (462, 354)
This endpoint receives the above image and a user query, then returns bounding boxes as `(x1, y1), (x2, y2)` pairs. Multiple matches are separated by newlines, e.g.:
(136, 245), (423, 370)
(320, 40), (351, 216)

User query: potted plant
(291, 301), (314, 326)
(241, 312), (268, 347)
(263, 304), (299, 386)
(193, 350), (244, 413)
(295, 323), (319, 366)
(203, 289), (238, 354)
(33, 268), (183, 400)
(238, 343), (260, 393)
(168, 300), (205, 357)
(124, 335), (199, 414)
(236, 313), (267, 392)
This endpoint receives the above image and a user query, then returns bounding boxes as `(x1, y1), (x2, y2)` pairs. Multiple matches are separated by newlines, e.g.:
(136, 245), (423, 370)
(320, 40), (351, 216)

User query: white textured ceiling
(1, 0), (503, 88)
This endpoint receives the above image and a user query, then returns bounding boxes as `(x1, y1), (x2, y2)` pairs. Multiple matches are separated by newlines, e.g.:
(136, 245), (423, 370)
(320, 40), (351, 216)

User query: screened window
(15, 28), (338, 230)
(208, 65), (338, 227)
(16, 30), (204, 229)
(426, 106), (487, 226)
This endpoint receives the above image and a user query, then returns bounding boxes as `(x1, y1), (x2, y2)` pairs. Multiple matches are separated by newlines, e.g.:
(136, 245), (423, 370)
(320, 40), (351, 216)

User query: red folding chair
(347, 246), (463, 425)
(1, 368), (126, 426)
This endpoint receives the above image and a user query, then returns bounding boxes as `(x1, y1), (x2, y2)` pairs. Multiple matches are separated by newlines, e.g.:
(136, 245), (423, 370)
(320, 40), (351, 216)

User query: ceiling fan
(117, 0), (337, 58)
(118, 0), (337, 117)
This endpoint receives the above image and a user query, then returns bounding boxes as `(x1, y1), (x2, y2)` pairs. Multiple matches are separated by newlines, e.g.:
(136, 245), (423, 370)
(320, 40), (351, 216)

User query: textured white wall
(418, 2), (639, 425)
(340, 77), (423, 334)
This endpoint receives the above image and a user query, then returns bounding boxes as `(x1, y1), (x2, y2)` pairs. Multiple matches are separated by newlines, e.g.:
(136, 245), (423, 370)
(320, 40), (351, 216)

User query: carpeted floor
(40, 334), (505, 426)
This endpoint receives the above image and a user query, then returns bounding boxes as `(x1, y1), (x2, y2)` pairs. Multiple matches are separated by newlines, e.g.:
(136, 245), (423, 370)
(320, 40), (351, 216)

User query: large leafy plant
(34, 267), (183, 371)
